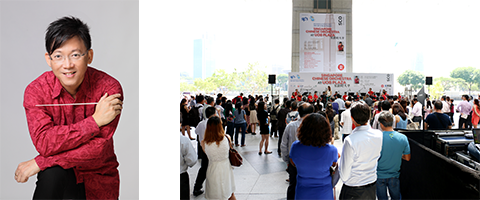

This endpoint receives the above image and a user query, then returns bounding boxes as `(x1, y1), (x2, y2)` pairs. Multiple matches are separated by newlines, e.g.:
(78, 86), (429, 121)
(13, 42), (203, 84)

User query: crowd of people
(180, 88), (480, 200)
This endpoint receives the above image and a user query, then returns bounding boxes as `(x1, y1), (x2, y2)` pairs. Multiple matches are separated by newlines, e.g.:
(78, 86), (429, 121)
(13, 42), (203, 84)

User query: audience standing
(248, 99), (258, 134)
(192, 107), (217, 197)
(376, 111), (411, 200)
(281, 103), (314, 199)
(472, 99), (480, 128)
(425, 101), (452, 130)
(234, 102), (247, 147)
(270, 99), (281, 137)
(202, 116), (236, 200)
(457, 95), (472, 129)
(181, 99), (194, 140)
(277, 100), (291, 156)
(339, 102), (382, 200)
(180, 133), (197, 199)
(340, 101), (353, 142)
(257, 101), (272, 155)
(289, 113), (338, 200)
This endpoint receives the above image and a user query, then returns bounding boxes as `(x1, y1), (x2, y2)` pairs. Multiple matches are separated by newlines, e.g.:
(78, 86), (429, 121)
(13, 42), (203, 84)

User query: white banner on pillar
(299, 13), (346, 72)
(288, 72), (394, 97)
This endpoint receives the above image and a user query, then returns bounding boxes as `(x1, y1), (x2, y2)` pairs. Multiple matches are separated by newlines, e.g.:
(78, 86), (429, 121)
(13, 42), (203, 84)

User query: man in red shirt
(343, 92), (348, 101)
(308, 92), (313, 103)
(382, 90), (388, 100)
(314, 91), (319, 102)
(368, 88), (375, 97)
(14, 16), (123, 200)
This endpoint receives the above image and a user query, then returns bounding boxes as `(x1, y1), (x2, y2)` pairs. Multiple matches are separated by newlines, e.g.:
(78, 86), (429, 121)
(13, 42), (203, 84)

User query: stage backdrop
(288, 72), (394, 97)
(299, 13), (346, 72)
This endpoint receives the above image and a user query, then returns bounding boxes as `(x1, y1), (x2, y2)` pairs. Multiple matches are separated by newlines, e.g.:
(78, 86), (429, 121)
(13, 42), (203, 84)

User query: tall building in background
(193, 33), (216, 79)
(413, 52), (424, 72)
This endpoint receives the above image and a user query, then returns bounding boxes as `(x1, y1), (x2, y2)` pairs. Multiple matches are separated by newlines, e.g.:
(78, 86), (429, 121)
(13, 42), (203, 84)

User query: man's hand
(15, 158), (40, 183)
(92, 93), (123, 127)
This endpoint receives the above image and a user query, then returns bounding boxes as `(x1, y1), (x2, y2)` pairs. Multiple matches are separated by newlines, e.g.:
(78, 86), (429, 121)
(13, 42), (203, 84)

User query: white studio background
(0, 0), (139, 199)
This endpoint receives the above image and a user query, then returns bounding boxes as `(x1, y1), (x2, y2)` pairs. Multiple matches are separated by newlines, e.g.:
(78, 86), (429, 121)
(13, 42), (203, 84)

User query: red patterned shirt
(23, 67), (123, 199)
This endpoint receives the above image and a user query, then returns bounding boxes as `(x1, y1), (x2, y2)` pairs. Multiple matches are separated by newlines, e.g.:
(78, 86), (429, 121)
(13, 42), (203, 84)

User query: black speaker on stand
(268, 75), (276, 104)
(268, 75), (276, 84)
(426, 77), (432, 85)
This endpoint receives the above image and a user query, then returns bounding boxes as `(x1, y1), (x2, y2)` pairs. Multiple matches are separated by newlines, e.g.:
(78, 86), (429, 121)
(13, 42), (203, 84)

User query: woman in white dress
(201, 116), (236, 200)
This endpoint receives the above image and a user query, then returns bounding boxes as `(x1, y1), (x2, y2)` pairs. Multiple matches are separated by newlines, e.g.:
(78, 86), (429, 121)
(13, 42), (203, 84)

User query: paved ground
(185, 126), (345, 200)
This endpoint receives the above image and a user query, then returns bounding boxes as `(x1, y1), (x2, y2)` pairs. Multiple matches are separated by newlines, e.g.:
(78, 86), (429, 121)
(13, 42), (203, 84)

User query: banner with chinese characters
(288, 72), (394, 98)
(299, 13), (346, 72)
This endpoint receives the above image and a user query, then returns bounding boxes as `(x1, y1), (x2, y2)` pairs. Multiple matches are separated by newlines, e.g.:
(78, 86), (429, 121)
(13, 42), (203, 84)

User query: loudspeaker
(426, 77), (432, 85)
(268, 74), (276, 84)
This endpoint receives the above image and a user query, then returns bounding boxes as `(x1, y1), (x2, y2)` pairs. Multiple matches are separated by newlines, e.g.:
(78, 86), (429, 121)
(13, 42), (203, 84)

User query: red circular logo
(338, 64), (345, 71)
(381, 84), (384, 88)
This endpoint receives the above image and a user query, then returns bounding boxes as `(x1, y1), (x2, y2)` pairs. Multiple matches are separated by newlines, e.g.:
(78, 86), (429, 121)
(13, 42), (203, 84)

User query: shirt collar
(51, 67), (91, 100)
(353, 124), (371, 132)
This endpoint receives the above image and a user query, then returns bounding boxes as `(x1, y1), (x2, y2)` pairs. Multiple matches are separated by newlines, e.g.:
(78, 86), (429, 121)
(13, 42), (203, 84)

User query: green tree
(450, 67), (480, 94)
(277, 74), (288, 91)
(397, 70), (425, 91)
(428, 82), (445, 100)
(236, 62), (268, 95)
(193, 78), (217, 94)
(208, 69), (237, 95)
(180, 81), (196, 93)
(434, 77), (465, 91)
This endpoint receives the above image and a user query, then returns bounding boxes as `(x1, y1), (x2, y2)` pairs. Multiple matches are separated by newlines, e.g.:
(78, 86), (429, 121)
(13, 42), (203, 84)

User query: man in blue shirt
(376, 111), (411, 200)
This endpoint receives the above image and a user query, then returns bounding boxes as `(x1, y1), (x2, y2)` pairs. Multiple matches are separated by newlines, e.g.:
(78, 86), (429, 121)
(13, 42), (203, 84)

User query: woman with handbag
(289, 113), (339, 200)
(202, 116), (236, 200)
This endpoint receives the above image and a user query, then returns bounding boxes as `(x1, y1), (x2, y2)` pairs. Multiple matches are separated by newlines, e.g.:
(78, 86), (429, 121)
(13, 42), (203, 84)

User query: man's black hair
(434, 101), (443, 110)
(285, 100), (292, 109)
(206, 96), (214, 105)
(205, 106), (216, 119)
(291, 101), (298, 110)
(274, 99), (280, 104)
(45, 16), (91, 55)
(298, 103), (314, 117)
(381, 100), (391, 111)
(216, 99), (222, 105)
(350, 102), (370, 125)
(196, 95), (204, 103)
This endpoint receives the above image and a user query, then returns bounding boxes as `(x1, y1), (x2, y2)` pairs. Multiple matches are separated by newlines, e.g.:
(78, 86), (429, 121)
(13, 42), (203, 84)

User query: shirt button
(79, 166), (82, 168)
(91, 133), (94, 136)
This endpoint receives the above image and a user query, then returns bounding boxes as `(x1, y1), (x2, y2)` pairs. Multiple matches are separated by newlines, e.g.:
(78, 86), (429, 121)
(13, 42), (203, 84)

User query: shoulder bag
(407, 117), (419, 130)
(226, 135), (243, 167)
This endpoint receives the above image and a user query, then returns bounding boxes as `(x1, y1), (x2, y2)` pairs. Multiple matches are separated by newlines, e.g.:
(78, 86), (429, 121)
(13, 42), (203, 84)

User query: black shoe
(193, 189), (204, 196)
(264, 151), (273, 154)
(258, 152), (262, 155)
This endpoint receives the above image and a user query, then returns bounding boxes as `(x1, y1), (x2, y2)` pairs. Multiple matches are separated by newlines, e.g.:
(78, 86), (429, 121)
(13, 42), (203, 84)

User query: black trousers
(277, 126), (286, 154)
(339, 181), (377, 200)
(33, 166), (86, 200)
(286, 163), (297, 200)
(193, 141), (209, 191)
(270, 120), (278, 136)
(459, 116), (470, 129)
(180, 172), (190, 200)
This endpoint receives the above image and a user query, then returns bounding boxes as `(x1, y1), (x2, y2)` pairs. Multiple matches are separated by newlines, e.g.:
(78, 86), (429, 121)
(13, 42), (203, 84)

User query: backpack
(189, 105), (203, 127)
(270, 105), (279, 121)
(286, 112), (299, 124)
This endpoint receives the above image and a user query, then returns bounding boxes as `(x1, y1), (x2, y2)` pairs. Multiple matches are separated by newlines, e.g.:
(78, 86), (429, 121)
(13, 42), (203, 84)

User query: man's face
(45, 36), (93, 96)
